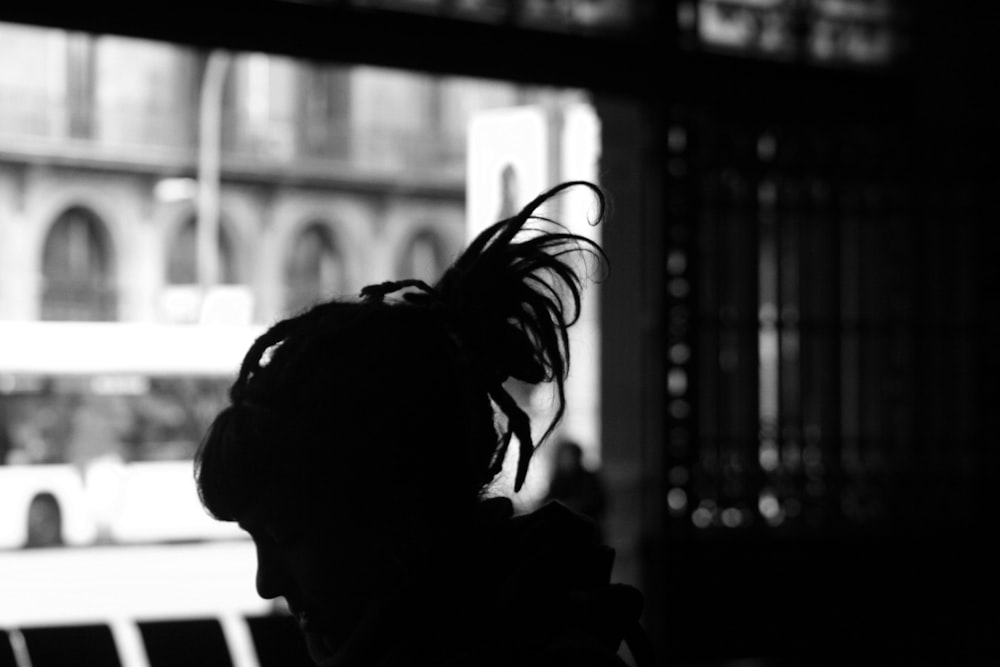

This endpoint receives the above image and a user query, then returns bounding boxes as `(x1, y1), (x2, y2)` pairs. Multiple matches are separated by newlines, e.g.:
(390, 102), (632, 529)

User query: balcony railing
(0, 88), (194, 147)
(0, 88), (69, 139)
(1, 86), (466, 177)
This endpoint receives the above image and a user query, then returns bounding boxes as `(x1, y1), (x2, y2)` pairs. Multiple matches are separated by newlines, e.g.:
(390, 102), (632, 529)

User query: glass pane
(0, 17), (603, 626)
(809, 0), (898, 63)
(667, 112), (910, 534)
(398, 230), (452, 284)
(283, 0), (635, 31)
(0, 26), (607, 667)
(0, 23), (67, 139)
(284, 223), (346, 313)
(167, 218), (239, 286)
(697, 0), (797, 57)
(683, 0), (902, 65)
(41, 207), (117, 321)
(95, 36), (195, 148)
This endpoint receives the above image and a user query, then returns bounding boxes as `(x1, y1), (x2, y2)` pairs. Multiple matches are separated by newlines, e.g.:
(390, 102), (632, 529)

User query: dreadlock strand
(428, 181), (607, 492)
(231, 320), (295, 401)
(487, 386), (535, 493)
(361, 279), (435, 303)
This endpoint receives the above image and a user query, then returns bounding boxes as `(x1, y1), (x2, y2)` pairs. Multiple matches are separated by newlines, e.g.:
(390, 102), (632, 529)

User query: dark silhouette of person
(194, 182), (653, 667)
(26, 492), (64, 548)
(497, 163), (520, 220)
(543, 438), (608, 538)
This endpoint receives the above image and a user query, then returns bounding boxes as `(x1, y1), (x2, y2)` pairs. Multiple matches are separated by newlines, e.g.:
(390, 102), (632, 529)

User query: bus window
(0, 373), (242, 548)
(0, 375), (229, 467)
(0, 322), (259, 549)
(0, 18), (604, 652)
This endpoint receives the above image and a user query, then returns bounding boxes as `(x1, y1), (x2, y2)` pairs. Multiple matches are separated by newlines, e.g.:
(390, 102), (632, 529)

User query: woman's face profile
(238, 505), (372, 663)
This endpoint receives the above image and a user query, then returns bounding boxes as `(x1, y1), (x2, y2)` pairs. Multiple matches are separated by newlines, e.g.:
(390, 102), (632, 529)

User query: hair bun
(431, 180), (607, 491)
(458, 317), (546, 385)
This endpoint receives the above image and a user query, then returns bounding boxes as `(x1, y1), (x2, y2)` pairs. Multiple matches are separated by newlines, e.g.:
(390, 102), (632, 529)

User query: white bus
(0, 321), (263, 550)
(0, 539), (310, 667)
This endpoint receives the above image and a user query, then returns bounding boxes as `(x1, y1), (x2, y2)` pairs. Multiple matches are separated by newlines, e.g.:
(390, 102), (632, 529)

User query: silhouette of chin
(298, 607), (368, 666)
(303, 628), (337, 665)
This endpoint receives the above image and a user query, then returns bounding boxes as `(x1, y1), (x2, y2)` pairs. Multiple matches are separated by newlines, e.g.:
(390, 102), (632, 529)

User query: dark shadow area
(0, 631), (17, 667)
(246, 614), (314, 667)
(665, 536), (1000, 666)
(596, 3), (1000, 665)
(20, 624), (121, 667)
(138, 618), (232, 667)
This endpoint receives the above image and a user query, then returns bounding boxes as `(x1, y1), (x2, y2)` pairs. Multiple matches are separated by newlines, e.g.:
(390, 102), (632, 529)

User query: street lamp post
(196, 50), (231, 291)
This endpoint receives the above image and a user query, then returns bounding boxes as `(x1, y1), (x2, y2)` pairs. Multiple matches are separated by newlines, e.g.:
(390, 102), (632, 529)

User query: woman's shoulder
(394, 497), (652, 667)
(469, 499), (647, 665)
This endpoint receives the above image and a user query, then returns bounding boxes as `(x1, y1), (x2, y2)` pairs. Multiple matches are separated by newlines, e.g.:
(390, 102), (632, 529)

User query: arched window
(41, 207), (116, 321)
(284, 223), (345, 315)
(398, 229), (450, 285)
(166, 217), (238, 285)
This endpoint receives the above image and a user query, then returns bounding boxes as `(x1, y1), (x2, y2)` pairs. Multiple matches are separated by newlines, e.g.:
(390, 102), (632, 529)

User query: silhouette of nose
(254, 541), (287, 600)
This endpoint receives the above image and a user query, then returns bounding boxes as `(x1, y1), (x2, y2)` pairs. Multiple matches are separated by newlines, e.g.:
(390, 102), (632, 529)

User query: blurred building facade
(0, 20), (600, 515)
(0, 23), (577, 326)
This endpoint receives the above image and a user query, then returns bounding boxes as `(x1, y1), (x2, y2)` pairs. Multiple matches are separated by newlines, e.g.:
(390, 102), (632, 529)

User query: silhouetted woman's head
(194, 181), (606, 663)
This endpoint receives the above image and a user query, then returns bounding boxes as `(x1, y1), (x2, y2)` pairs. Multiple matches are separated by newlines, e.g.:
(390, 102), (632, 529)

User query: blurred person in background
(543, 438), (608, 540)
(195, 182), (653, 667)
